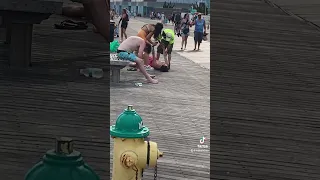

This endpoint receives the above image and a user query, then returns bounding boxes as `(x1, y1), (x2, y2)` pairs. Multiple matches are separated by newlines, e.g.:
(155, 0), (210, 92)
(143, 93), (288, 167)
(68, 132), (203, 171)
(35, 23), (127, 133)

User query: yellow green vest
(161, 29), (175, 44)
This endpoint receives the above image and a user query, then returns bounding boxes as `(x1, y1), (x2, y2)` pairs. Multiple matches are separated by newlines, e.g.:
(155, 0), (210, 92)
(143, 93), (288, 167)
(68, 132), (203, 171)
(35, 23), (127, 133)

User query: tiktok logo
(199, 136), (206, 144)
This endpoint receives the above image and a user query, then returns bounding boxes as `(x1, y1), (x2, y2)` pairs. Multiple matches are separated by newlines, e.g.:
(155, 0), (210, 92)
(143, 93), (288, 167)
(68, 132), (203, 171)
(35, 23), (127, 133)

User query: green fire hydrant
(110, 105), (163, 180)
(25, 137), (100, 180)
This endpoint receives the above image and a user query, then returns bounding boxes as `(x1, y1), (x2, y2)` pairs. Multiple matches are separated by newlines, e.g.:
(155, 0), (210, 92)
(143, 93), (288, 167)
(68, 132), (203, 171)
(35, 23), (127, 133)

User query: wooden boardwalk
(266, 0), (320, 28)
(110, 21), (210, 180)
(0, 14), (110, 179)
(211, 0), (320, 179)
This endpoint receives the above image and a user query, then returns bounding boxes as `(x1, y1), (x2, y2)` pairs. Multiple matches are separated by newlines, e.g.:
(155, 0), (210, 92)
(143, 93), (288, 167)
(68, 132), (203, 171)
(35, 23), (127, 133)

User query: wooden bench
(0, 0), (63, 67)
(110, 53), (130, 83)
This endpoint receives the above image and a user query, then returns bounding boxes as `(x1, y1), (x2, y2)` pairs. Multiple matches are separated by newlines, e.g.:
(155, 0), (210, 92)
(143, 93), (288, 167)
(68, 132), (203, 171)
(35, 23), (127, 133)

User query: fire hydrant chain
(154, 164), (158, 180)
(135, 167), (138, 180)
(132, 165), (138, 180)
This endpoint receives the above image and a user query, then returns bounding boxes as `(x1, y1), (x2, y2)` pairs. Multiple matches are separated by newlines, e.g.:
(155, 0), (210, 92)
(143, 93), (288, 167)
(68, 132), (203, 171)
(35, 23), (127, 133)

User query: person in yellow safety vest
(156, 29), (175, 72)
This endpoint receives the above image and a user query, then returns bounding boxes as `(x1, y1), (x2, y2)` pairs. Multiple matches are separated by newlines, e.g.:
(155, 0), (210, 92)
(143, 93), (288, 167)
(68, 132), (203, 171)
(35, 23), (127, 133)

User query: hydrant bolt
(159, 151), (163, 158)
(55, 137), (74, 155)
(120, 152), (137, 168)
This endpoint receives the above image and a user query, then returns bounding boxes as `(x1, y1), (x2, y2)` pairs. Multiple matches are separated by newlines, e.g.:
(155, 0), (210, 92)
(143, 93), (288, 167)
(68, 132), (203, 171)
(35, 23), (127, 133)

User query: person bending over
(117, 36), (158, 84)
(156, 28), (175, 71)
(137, 23), (163, 70)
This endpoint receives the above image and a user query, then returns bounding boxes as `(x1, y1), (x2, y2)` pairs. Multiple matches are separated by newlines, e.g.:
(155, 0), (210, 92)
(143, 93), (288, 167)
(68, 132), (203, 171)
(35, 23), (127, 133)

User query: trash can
(110, 20), (115, 42)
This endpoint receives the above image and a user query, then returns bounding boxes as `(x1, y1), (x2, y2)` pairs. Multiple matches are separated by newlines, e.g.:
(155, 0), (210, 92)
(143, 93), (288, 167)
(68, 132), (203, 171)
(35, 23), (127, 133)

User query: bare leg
(181, 37), (184, 49)
(184, 37), (188, 49)
(82, 0), (110, 42)
(128, 62), (137, 67)
(163, 51), (169, 65)
(123, 28), (128, 39)
(120, 28), (124, 41)
(143, 52), (149, 65)
(135, 58), (158, 84)
(197, 42), (200, 50)
(156, 52), (161, 60)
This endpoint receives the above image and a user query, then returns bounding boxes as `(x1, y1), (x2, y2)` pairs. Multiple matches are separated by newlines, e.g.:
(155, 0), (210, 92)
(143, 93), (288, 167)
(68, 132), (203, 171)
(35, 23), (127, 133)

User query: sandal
(54, 20), (88, 30)
(127, 67), (137, 71)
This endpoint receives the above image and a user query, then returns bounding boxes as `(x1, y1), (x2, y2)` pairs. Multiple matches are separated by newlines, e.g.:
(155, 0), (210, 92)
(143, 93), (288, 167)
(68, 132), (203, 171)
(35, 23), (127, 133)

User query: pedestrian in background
(118, 9), (129, 42)
(180, 13), (192, 50)
(192, 13), (206, 51)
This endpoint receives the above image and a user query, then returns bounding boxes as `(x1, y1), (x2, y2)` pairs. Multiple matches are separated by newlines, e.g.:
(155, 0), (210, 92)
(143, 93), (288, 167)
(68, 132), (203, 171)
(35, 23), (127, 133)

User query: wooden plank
(0, 13), (110, 179)
(211, 0), (320, 179)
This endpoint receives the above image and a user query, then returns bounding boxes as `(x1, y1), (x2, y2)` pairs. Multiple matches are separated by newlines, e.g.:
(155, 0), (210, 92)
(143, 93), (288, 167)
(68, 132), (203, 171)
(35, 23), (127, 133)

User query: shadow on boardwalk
(212, 0), (320, 179)
(0, 15), (110, 179)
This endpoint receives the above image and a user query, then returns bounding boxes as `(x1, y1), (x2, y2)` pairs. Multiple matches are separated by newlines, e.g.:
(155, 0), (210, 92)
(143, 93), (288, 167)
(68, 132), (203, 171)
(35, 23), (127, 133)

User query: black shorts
(157, 40), (173, 54)
(194, 31), (204, 43)
(121, 22), (128, 29)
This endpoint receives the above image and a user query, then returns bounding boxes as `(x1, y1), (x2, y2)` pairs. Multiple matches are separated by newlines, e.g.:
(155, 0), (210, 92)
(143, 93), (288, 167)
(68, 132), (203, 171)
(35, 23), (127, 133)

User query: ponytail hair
(153, 23), (164, 39)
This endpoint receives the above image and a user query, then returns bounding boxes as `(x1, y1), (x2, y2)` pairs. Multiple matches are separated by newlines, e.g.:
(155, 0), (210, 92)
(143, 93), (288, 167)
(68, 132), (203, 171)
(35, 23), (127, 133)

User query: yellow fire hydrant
(110, 105), (163, 180)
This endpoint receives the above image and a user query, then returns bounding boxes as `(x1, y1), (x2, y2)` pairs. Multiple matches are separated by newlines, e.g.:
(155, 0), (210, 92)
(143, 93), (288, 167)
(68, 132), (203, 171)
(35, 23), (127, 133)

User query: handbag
(182, 21), (189, 34)
(202, 33), (208, 41)
(182, 26), (189, 34)
(202, 35), (207, 41)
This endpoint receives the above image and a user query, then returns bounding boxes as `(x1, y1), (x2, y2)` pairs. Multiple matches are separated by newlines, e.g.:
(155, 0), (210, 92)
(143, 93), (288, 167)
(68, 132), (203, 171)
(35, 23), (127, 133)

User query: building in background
(110, 0), (209, 17)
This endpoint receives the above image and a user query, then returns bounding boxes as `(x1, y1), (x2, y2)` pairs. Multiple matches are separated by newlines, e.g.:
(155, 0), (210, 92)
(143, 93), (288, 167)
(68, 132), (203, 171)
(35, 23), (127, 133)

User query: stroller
(114, 23), (119, 38)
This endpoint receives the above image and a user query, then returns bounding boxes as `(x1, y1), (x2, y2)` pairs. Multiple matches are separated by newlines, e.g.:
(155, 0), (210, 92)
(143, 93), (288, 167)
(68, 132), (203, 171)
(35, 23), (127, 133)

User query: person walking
(110, 9), (115, 20)
(118, 9), (129, 42)
(171, 13), (175, 25)
(192, 13), (206, 51)
(180, 13), (192, 50)
(161, 12), (165, 24)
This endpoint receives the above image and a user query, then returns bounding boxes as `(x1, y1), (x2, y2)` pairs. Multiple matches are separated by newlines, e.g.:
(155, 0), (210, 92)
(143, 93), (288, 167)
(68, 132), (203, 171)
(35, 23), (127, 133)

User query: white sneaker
(145, 65), (154, 71)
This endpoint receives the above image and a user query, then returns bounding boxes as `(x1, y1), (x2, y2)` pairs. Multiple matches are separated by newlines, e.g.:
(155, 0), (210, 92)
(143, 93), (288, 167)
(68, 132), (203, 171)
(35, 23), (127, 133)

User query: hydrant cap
(110, 105), (150, 138)
(24, 138), (100, 180)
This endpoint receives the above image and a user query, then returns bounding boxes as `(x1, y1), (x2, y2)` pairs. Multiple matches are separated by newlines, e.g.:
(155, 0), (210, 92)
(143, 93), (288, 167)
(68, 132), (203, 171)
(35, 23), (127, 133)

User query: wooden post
(111, 69), (120, 83)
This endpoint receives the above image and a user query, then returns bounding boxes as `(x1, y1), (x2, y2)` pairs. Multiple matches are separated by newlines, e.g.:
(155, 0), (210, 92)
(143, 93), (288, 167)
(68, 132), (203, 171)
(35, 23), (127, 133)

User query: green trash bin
(110, 40), (120, 53)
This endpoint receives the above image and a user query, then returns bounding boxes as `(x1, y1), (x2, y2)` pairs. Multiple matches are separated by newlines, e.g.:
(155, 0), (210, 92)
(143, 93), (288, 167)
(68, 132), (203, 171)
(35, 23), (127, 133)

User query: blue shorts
(194, 31), (204, 43)
(117, 51), (137, 62)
